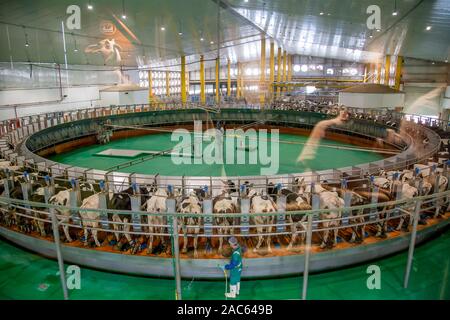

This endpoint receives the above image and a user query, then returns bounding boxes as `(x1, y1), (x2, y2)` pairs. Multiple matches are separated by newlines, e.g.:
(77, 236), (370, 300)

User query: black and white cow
(213, 190), (239, 254)
(177, 191), (203, 257)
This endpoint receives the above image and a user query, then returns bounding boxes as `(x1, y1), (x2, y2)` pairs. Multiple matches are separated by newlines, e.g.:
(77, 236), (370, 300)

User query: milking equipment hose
(218, 264), (228, 300)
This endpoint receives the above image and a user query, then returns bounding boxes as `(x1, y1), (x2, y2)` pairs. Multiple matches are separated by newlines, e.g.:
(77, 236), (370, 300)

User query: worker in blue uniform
(223, 236), (242, 298)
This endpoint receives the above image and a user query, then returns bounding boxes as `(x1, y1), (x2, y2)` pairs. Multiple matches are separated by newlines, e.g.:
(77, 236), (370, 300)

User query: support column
(260, 35), (266, 105)
(384, 54), (391, 86)
(165, 71), (170, 97)
(236, 61), (241, 99)
(287, 54), (293, 93)
(215, 57), (220, 104)
(181, 56), (187, 105)
(269, 42), (275, 100)
(227, 58), (231, 97)
(376, 63), (382, 84)
(200, 55), (206, 104)
(148, 70), (153, 104)
(394, 56), (403, 90)
(370, 64), (376, 83)
(276, 47), (282, 98)
(240, 62), (245, 100)
(363, 64), (368, 83)
(282, 50), (287, 92)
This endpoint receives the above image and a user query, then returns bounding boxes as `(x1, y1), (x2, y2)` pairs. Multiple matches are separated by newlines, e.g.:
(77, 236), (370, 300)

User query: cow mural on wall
(84, 20), (131, 84)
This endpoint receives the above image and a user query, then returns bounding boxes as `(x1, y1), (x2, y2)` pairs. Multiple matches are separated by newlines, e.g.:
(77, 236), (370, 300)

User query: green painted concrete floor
(49, 133), (384, 176)
(0, 229), (448, 300)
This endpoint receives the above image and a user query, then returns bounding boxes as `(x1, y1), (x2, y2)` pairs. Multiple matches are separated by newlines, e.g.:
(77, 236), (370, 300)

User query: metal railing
(0, 105), (443, 197)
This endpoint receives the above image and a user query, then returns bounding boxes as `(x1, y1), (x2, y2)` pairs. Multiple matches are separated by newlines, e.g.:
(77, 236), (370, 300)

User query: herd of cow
(1, 153), (449, 257)
(271, 100), (402, 128)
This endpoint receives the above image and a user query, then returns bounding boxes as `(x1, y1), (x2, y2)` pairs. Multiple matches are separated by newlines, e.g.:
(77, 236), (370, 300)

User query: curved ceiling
(0, 0), (448, 70)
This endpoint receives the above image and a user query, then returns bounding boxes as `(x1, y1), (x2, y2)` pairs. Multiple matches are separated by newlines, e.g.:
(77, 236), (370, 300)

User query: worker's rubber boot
(225, 285), (237, 298)
(236, 282), (240, 295)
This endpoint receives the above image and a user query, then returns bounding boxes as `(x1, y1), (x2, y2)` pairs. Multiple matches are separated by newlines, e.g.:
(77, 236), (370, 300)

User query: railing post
(50, 206), (69, 300)
(302, 194), (318, 300)
(43, 181), (69, 300)
(403, 198), (422, 288)
(167, 198), (182, 300)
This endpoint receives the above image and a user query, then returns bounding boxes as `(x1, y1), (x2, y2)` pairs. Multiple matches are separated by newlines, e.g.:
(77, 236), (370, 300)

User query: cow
(248, 188), (277, 253)
(177, 191), (202, 258)
(143, 188), (168, 254)
(303, 183), (345, 248)
(213, 190), (239, 254)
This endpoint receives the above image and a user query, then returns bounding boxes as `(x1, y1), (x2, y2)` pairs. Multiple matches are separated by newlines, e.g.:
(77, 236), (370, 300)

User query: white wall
(0, 86), (103, 120)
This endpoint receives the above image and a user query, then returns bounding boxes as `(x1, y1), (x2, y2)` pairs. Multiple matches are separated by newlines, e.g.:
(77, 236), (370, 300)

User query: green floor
(49, 133), (384, 176)
(0, 229), (448, 300)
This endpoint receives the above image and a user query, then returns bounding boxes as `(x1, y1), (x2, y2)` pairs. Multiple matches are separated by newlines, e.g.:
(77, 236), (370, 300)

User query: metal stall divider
(203, 192), (213, 253)
(20, 171), (32, 218)
(97, 180), (109, 230)
(69, 178), (82, 226)
(342, 180), (352, 227)
(276, 183), (286, 232)
(129, 182), (142, 232)
(240, 186), (250, 235)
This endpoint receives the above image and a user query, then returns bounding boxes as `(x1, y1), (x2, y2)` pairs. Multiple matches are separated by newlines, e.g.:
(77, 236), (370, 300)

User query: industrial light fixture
(392, 0), (398, 16)
(72, 33), (78, 52)
(87, 1), (93, 10)
(121, 0), (127, 19)
(426, 25), (432, 31)
(23, 26), (29, 47)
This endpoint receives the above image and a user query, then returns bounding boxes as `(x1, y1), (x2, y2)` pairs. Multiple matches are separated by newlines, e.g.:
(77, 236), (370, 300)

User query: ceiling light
(376, 29), (381, 32)
(121, 0), (127, 20)
(319, 12), (324, 15)
(426, 26), (431, 31)
(87, 4), (93, 10)
(74, 48), (78, 52)
(369, 35), (373, 38)
(25, 42), (29, 47)
(392, 11), (398, 16)
(161, 26), (165, 31)
(200, 37), (204, 41)
(327, 13), (331, 16)
(178, 32), (183, 36)
(210, 41), (214, 44)
(445, 59), (448, 63)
